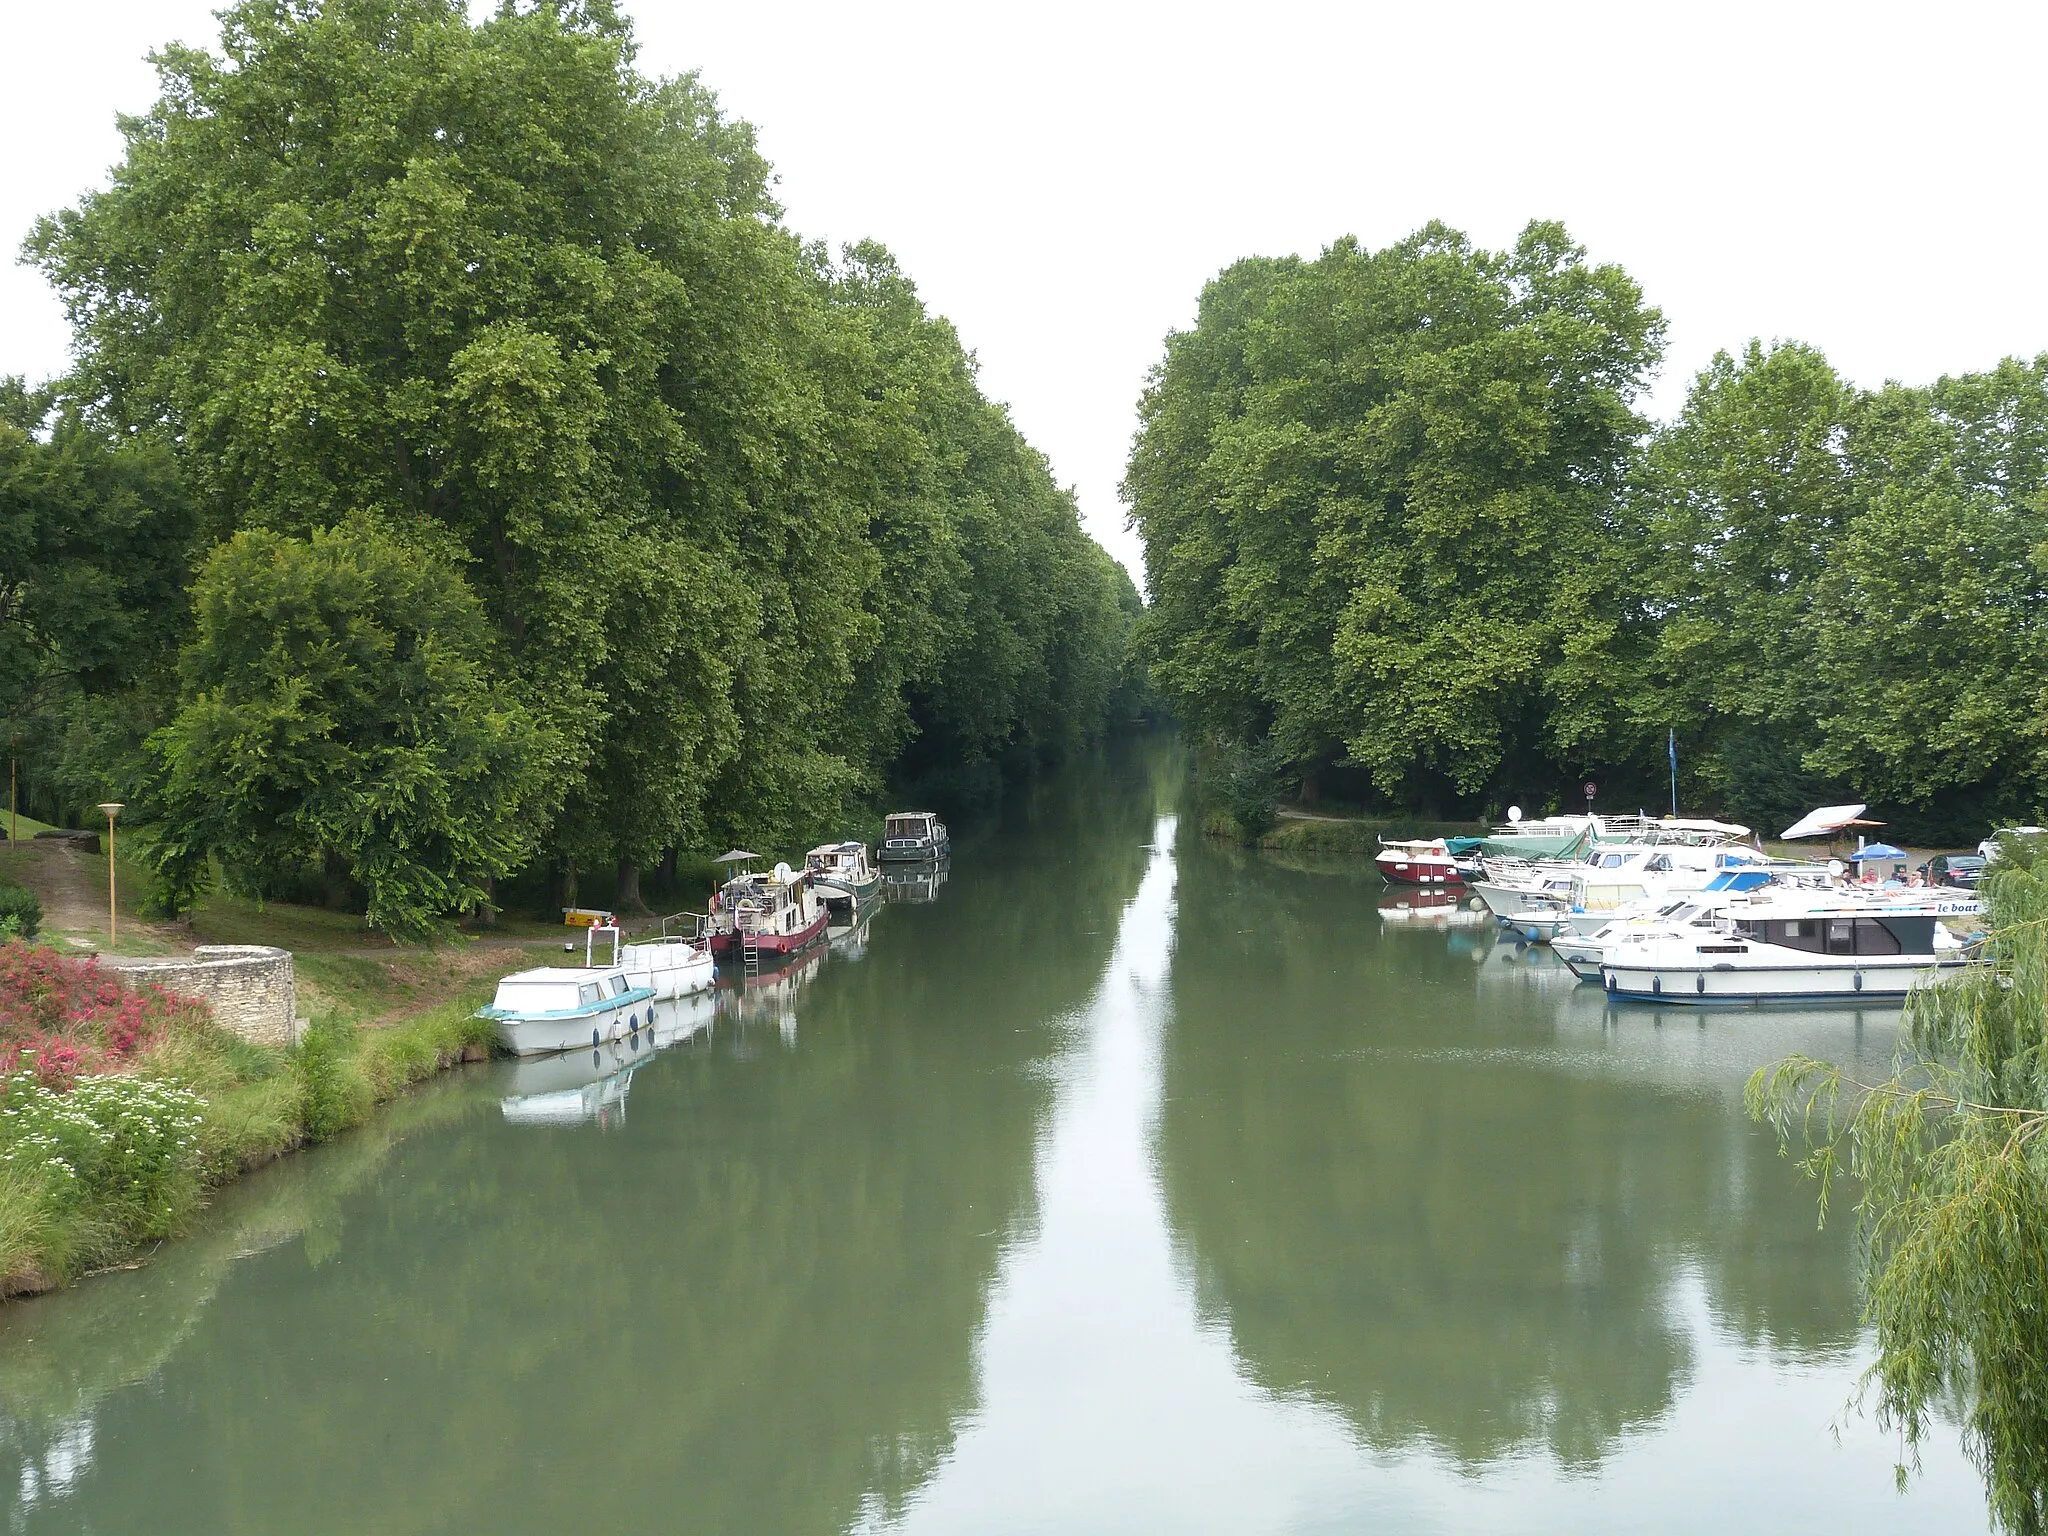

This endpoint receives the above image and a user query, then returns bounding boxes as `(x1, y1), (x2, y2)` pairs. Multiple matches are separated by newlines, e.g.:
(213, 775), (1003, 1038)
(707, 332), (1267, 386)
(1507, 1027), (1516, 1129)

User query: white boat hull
(494, 993), (660, 1056)
(1602, 955), (1966, 1004)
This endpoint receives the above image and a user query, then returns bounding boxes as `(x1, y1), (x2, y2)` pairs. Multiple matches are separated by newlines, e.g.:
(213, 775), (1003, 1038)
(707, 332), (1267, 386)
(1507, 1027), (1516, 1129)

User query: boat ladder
(741, 929), (762, 976)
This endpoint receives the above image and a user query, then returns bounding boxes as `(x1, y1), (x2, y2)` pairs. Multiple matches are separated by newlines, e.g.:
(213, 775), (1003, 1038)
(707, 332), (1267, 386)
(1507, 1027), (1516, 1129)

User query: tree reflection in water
(1159, 827), (1902, 1470)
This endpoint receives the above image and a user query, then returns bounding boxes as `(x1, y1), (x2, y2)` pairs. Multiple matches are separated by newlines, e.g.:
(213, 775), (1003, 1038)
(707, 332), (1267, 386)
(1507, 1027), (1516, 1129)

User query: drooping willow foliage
(1748, 839), (2048, 1533)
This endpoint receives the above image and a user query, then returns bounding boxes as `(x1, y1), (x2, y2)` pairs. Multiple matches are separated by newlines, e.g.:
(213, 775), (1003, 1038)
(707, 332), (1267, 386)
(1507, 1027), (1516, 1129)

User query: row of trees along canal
(1126, 221), (2048, 843)
(0, 0), (1148, 941)
(1128, 223), (2048, 1531)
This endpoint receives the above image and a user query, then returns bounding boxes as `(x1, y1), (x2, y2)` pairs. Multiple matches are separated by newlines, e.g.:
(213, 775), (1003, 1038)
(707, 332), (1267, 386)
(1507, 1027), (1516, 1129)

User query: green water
(0, 743), (1990, 1532)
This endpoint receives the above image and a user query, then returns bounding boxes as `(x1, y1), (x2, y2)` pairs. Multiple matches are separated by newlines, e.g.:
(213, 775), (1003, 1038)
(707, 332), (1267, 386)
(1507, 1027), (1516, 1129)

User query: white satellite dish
(1507, 806), (1523, 824)
(1827, 859), (1845, 879)
(772, 861), (794, 883)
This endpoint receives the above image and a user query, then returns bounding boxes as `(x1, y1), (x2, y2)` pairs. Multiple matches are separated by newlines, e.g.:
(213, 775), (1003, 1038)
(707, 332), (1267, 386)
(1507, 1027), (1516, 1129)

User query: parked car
(1920, 853), (1987, 889)
(1979, 827), (2046, 864)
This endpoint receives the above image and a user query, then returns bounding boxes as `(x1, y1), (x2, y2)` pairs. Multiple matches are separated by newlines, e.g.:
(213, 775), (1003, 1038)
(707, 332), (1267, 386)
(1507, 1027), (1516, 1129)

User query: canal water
(0, 742), (1990, 1532)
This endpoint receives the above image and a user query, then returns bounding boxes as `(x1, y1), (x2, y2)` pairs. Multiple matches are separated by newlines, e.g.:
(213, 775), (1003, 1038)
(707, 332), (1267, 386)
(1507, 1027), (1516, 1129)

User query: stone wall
(108, 945), (301, 1047)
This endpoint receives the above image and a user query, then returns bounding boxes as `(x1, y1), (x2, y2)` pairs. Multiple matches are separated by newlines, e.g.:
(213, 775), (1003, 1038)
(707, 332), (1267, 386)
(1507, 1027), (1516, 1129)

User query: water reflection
(1150, 830), (1982, 1510)
(0, 741), (1993, 1532)
(499, 992), (719, 1126)
(0, 740), (1164, 1535)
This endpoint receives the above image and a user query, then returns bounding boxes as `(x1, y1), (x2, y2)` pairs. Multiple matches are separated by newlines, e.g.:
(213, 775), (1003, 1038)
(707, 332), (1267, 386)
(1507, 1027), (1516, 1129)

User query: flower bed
(0, 942), (208, 1087)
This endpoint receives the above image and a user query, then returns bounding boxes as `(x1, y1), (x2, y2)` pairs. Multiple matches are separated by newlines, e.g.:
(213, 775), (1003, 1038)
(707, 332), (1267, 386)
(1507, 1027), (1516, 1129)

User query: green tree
(1125, 222), (1663, 805)
(1806, 358), (2048, 819)
(1627, 341), (1856, 824)
(32, 0), (1135, 893)
(148, 521), (551, 939)
(0, 380), (190, 824)
(1750, 842), (2048, 1532)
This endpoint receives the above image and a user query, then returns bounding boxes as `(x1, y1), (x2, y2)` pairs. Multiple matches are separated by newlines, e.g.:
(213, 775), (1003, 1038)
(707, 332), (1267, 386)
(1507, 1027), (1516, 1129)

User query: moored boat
(806, 840), (879, 905)
(706, 853), (830, 960)
(479, 922), (674, 1056)
(1374, 837), (1464, 885)
(879, 810), (950, 862)
(1601, 895), (1975, 1004)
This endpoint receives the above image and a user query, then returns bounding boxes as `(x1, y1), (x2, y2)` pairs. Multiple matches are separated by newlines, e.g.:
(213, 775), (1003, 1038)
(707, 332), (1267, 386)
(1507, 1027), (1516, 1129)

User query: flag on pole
(1668, 729), (1678, 817)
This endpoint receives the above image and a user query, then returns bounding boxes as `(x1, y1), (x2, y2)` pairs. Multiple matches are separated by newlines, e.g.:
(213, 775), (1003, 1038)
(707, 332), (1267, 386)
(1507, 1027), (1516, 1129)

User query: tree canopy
(19, 0), (1136, 933)
(1128, 229), (2048, 835)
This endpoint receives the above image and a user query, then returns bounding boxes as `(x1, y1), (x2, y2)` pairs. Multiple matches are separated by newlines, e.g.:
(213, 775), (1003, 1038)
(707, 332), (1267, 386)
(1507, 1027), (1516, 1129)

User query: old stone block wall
(109, 945), (300, 1047)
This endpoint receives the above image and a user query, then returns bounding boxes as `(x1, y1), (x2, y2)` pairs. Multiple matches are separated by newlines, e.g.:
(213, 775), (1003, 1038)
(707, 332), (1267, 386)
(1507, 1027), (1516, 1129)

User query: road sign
(1583, 780), (1597, 800)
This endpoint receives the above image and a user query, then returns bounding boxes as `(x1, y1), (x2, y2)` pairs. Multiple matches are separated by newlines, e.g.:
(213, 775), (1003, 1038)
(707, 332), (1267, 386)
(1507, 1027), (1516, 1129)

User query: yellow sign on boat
(562, 907), (614, 928)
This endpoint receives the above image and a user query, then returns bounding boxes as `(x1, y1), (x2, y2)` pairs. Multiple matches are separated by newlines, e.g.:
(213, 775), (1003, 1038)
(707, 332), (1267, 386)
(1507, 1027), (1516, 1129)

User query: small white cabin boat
(480, 923), (713, 1056)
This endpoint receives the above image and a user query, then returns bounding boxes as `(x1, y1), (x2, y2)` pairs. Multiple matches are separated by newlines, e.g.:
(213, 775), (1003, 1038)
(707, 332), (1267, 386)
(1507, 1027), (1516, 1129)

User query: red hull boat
(1375, 838), (1465, 886)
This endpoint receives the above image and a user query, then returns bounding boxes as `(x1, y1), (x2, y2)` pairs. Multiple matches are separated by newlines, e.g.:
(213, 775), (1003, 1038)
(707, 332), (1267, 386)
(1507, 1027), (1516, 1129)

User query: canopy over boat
(1781, 804), (1880, 840)
(714, 849), (760, 863)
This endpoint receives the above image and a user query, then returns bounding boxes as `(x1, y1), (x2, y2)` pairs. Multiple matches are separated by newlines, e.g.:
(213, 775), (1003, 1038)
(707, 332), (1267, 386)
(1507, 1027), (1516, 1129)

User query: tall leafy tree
(1807, 358), (2048, 816)
(150, 521), (550, 939)
(29, 0), (1137, 913)
(1125, 222), (1663, 804)
(1627, 341), (1857, 824)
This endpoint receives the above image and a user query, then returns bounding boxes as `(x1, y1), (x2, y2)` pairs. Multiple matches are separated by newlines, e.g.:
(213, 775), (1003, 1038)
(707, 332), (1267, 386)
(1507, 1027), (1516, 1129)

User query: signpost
(1583, 780), (1597, 813)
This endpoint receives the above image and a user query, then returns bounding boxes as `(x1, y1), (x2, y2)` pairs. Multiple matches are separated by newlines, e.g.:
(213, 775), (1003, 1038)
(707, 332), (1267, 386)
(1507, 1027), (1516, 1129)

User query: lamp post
(97, 803), (122, 948)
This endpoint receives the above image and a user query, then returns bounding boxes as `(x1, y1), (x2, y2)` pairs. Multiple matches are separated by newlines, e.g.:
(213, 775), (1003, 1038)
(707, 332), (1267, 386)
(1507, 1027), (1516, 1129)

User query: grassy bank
(0, 941), (544, 1300)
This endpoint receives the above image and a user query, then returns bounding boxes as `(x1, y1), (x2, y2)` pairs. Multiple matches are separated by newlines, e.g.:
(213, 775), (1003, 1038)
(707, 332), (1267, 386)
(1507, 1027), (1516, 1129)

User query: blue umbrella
(1849, 842), (1908, 861)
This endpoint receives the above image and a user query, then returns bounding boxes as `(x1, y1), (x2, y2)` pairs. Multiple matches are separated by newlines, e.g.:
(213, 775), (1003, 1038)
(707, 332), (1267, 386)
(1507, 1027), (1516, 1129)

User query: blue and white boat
(480, 923), (714, 1056)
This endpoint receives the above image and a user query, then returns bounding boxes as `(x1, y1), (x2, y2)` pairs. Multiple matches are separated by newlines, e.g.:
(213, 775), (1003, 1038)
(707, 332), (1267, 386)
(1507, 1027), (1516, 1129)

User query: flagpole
(1668, 729), (1678, 818)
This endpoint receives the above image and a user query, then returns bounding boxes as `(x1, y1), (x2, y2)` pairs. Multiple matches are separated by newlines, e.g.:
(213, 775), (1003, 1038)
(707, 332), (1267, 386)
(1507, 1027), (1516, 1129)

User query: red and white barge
(706, 852), (830, 959)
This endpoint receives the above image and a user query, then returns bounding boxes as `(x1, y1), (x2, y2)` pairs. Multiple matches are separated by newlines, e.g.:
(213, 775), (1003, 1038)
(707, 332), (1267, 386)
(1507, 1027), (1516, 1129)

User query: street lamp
(97, 803), (122, 947)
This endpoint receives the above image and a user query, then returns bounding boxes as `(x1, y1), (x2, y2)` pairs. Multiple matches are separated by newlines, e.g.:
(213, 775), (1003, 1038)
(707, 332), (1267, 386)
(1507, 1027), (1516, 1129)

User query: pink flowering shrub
(0, 942), (210, 1089)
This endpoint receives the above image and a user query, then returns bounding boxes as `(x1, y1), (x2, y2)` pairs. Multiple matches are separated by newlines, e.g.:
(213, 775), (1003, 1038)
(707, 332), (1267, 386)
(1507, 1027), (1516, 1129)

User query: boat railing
(584, 922), (622, 969)
(661, 910), (709, 941)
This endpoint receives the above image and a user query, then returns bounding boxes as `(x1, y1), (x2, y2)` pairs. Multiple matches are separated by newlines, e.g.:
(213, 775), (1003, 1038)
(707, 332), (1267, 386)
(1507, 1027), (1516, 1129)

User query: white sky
(6, 1), (2046, 583)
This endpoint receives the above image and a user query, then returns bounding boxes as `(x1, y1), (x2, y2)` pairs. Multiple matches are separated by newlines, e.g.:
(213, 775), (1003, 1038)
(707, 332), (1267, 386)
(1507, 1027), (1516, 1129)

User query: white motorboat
(480, 922), (712, 1056)
(1475, 839), (1776, 921)
(1600, 895), (1975, 1004)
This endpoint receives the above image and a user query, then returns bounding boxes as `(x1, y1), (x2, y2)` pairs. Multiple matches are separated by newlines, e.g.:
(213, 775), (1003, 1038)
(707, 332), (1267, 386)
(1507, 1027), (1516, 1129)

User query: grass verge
(0, 965), (516, 1300)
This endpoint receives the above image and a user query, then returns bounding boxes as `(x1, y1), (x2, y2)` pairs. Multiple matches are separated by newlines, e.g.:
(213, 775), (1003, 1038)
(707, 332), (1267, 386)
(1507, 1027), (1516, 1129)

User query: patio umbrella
(1848, 842), (1908, 861)
(714, 850), (760, 863)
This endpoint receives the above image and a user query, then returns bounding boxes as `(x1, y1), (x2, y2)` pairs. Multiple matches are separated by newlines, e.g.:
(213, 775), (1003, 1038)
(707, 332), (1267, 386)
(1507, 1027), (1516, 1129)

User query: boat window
(1855, 918), (1903, 956)
(1644, 855), (1672, 873)
(1599, 853), (1624, 868)
(579, 983), (601, 1008)
(1764, 919), (1828, 953)
(610, 976), (630, 996)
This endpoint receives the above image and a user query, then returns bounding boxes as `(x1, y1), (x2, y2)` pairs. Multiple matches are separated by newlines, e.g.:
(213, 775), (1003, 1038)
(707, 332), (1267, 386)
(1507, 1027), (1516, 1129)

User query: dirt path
(0, 839), (183, 951)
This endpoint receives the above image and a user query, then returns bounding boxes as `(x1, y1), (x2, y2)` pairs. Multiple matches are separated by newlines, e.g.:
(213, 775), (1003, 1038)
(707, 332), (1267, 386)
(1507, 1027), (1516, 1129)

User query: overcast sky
(6, 1), (2045, 581)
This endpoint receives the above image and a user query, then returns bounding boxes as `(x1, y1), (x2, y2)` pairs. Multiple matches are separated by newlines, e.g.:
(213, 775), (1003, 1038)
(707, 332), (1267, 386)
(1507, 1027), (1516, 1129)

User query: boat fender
(1652, 975), (1663, 995)
(1604, 971), (1616, 993)
(1854, 972), (1863, 992)
(592, 1027), (600, 1048)
(1696, 975), (1706, 995)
